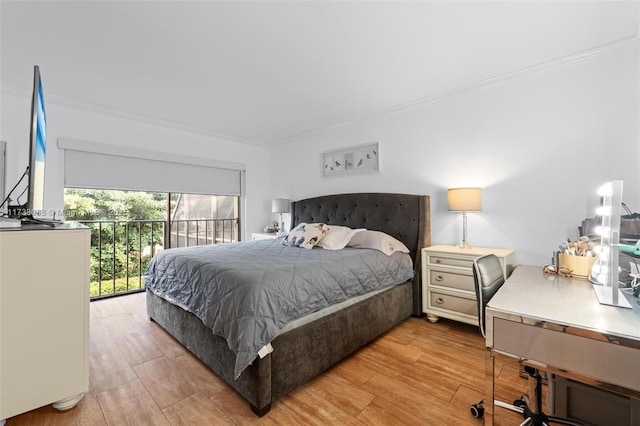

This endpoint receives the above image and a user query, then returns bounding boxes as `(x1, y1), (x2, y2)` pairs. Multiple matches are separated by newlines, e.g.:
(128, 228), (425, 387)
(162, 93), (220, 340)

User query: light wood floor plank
(148, 330), (189, 359)
(89, 343), (138, 394)
(327, 353), (378, 386)
(96, 379), (169, 425)
(277, 387), (365, 426)
(393, 355), (462, 402)
(89, 296), (127, 319)
(350, 345), (406, 378)
(98, 312), (144, 339)
(356, 396), (441, 426)
(133, 356), (199, 409)
(305, 371), (376, 417)
(415, 351), (485, 393)
(172, 352), (232, 398)
(369, 336), (424, 365)
(117, 291), (146, 314)
(204, 389), (296, 426)
(114, 331), (165, 366)
(162, 391), (234, 425)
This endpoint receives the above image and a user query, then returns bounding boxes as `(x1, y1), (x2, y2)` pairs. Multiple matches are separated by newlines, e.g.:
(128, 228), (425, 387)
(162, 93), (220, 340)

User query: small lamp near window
(447, 188), (482, 249)
(272, 198), (290, 237)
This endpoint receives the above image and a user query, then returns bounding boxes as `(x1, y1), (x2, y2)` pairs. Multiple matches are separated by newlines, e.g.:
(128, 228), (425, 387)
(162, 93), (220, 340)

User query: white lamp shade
(447, 188), (482, 212)
(272, 198), (291, 213)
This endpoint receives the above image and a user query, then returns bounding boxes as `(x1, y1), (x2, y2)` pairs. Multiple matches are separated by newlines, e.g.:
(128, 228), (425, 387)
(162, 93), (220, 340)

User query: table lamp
(447, 188), (482, 249)
(272, 198), (290, 237)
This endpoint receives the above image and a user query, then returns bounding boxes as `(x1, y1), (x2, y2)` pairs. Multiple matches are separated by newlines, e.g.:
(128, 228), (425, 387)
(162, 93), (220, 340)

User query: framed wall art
(322, 142), (379, 177)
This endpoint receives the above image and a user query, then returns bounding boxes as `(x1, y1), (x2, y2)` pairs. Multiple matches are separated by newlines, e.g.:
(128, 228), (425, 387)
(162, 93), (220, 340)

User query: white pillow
(317, 225), (365, 250)
(347, 230), (410, 256)
(282, 223), (329, 249)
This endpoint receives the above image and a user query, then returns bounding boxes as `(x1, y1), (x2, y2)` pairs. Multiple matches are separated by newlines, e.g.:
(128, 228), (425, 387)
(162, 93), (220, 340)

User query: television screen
(28, 65), (46, 214)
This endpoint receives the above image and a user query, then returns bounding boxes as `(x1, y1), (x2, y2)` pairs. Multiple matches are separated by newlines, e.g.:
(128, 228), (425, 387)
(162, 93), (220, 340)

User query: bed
(145, 192), (430, 416)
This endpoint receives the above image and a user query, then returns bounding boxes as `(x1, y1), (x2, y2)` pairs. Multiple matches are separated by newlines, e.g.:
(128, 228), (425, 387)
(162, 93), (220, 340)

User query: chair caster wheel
(470, 400), (485, 418)
(513, 398), (526, 408)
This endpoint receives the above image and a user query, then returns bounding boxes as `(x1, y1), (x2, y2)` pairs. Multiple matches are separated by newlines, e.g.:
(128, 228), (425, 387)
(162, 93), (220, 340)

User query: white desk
(485, 265), (640, 425)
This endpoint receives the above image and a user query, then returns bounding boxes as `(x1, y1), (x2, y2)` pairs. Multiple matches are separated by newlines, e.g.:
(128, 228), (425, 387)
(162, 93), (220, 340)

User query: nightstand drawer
(429, 270), (474, 292)
(429, 291), (476, 316)
(429, 255), (474, 269)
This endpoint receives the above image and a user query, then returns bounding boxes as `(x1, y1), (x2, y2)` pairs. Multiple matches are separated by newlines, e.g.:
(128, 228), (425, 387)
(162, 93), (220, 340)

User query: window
(64, 188), (239, 299)
(59, 139), (245, 299)
(170, 193), (239, 247)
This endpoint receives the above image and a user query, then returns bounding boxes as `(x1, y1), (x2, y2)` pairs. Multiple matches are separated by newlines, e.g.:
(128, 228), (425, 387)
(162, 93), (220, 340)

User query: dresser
(421, 245), (515, 325)
(0, 224), (90, 424)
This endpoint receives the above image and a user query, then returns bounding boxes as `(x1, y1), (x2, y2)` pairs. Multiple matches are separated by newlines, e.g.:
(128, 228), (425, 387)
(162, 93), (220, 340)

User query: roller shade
(59, 138), (244, 196)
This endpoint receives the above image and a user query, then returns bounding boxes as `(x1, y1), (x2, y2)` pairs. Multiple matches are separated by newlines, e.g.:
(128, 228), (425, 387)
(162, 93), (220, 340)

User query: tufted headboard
(290, 193), (431, 315)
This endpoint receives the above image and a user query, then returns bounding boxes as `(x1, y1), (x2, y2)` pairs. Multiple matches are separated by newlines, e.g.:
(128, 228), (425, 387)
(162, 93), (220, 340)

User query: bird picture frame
(322, 141), (379, 177)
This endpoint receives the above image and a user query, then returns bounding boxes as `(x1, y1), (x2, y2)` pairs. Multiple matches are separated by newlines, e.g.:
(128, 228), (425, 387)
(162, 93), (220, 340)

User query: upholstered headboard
(290, 193), (431, 315)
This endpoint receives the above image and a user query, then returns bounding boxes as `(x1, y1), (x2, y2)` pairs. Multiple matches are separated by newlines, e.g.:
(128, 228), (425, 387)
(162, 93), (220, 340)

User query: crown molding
(0, 85), (264, 147)
(269, 35), (640, 146)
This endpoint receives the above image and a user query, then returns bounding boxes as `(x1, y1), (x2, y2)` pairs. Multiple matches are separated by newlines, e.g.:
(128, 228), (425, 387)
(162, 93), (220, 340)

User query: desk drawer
(429, 291), (476, 316)
(429, 270), (474, 292)
(430, 255), (474, 269)
(492, 318), (640, 393)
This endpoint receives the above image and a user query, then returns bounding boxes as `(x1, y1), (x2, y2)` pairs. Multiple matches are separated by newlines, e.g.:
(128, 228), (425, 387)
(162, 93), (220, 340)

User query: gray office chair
(470, 254), (583, 426)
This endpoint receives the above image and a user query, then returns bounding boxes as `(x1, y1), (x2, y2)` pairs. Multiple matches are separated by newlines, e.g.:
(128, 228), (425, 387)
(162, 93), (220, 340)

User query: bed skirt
(146, 280), (413, 415)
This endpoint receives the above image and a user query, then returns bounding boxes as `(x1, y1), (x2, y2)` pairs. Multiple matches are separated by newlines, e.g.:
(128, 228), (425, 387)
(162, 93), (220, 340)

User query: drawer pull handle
(435, 297), (445, 305)
(435, 275), (444, 282)
(435, 259), (442, 264)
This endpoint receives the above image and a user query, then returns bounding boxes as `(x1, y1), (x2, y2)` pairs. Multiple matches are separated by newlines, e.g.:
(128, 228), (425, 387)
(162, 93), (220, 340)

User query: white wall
(0, 94), (272, 240)
(269, 44), (640, 266)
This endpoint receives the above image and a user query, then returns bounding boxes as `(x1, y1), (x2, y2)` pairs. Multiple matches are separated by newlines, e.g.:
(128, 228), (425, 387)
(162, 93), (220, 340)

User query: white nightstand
(421, 245), (515, 325)
(251, 232), (278, 241)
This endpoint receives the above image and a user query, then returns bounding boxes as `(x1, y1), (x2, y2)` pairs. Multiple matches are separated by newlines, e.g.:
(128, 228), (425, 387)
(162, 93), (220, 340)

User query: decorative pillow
(347, 230), (410, 256)
(282, 223), (329, 249)
(317, 225), (365, 250)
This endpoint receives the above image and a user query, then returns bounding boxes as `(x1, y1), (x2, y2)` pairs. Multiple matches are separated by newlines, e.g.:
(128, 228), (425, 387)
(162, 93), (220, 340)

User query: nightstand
(251, 232), (278, 241)
(421, 245), (515, 325)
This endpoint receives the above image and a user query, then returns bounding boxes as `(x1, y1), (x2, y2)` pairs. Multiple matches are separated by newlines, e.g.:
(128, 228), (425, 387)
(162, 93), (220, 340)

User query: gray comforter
(144, 238), (413, 378)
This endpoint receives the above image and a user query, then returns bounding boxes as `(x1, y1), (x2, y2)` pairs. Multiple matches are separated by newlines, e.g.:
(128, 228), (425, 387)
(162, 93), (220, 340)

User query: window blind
(59, 138), (244, 196)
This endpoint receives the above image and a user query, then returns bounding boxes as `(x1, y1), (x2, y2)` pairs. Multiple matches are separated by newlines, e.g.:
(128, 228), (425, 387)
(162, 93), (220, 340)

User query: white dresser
(0, 224), (90, 424)
(421, 245), (515, 325)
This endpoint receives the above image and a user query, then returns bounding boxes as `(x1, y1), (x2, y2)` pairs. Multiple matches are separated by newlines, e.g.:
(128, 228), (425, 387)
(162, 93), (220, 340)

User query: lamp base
(592, 285), (632, 308)
(277, 214), (285, 237)
(457, 241), (472, 249)
(457, 212), (473, 249)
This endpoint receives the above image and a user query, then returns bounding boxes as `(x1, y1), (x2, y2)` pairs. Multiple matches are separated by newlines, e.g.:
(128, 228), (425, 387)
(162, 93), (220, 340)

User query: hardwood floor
(5, 292), (531, 425)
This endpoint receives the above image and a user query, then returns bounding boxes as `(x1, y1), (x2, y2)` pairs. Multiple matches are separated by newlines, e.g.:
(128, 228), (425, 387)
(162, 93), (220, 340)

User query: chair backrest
(472, 254), (506, 338)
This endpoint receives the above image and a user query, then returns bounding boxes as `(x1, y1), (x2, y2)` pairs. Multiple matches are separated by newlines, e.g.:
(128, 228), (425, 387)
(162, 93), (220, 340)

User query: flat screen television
(27, 64), (47, 216)
(1, 65), (48, 222)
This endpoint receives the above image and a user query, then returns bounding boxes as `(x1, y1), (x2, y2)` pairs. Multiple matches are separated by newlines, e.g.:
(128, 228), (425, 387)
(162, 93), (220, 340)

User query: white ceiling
(1, 1), (639, 146)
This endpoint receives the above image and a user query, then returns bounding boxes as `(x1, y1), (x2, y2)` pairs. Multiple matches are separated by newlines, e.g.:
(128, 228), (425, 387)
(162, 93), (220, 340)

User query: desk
(485, 265), (640, 425)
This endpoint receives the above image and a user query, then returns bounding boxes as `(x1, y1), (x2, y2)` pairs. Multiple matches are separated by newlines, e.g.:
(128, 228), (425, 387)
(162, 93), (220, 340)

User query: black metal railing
(80, 218), (238, 299)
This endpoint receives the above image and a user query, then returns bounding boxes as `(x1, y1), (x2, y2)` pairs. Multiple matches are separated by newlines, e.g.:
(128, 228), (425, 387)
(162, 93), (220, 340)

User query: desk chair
(470, 254), (583, 426)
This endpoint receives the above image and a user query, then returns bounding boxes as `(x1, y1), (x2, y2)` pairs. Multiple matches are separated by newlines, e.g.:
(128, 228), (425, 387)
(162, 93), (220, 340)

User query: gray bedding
(144, 237), (413, 379)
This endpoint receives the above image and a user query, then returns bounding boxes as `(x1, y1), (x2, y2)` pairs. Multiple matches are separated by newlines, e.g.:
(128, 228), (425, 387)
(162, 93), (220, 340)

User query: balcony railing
(80, 218), (238, 299)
